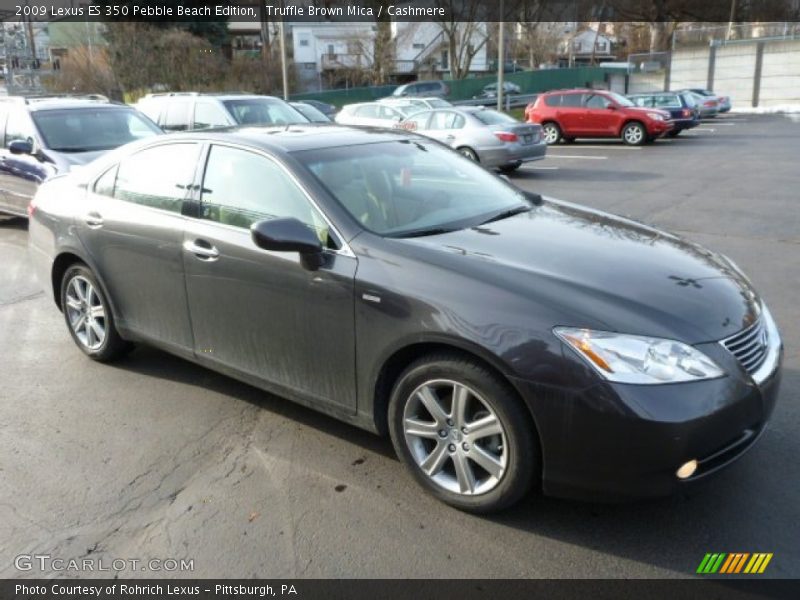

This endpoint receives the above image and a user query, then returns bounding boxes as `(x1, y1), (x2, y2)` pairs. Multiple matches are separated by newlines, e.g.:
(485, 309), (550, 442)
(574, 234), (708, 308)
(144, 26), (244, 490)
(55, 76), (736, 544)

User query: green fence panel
(290, 67), (609, 106)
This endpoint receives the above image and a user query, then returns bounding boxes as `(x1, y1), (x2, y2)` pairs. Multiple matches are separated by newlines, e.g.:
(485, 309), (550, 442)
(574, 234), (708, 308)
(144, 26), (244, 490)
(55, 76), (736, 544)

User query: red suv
(525, 89), (673, 146)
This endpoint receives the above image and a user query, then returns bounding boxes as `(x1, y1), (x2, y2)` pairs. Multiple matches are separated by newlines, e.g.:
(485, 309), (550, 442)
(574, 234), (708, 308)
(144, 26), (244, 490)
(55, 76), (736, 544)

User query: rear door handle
(83, 212), (103, 228)
(183, 239), (219, 261)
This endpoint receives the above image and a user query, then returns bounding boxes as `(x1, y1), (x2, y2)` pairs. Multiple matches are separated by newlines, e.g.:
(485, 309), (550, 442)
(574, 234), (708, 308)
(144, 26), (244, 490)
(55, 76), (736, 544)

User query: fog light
(676, 459), (698, 479)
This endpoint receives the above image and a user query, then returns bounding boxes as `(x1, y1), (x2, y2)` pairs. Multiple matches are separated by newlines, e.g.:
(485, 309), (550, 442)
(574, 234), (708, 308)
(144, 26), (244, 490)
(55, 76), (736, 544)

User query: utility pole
(497, 0), (505, 111)
(279, 19), (288, 100)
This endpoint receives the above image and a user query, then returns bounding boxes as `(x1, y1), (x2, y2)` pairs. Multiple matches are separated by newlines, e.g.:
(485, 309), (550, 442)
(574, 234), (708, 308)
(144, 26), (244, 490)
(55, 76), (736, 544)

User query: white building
(392, 22), (489, 76)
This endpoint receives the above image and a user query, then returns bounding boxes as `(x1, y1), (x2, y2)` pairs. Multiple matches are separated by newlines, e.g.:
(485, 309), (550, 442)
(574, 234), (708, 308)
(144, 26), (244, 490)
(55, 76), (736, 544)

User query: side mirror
(251, 217), (324, 269)
(607, 104), (617, 110)
(9, 139), (33, 155)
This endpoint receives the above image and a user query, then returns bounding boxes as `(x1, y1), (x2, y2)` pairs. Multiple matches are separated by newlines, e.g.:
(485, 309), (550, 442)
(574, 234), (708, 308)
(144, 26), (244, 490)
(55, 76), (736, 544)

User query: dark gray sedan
(29, 125), (782, 513)
(401, 107), (546, 173)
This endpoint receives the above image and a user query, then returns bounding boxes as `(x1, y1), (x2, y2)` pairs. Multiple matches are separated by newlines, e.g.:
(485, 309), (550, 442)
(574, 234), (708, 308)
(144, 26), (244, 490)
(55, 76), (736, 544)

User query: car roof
(12, 99), (130, 112)
(150, 124), (418, 153)
(140, 93), (285, 102)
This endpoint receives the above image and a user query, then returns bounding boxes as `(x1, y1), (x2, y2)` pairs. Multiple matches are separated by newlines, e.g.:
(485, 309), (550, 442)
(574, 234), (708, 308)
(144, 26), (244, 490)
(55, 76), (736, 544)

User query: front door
(182, 144), (358, 411)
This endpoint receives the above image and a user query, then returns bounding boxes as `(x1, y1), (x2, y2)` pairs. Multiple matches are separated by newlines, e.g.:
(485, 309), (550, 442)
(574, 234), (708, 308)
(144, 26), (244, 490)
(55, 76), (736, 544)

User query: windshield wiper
(392, 226), (459, 239)
(477, 205), (531, 226)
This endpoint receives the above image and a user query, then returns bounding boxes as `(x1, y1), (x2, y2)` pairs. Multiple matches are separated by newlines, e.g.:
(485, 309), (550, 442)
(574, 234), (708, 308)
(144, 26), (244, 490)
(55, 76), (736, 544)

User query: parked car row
(524, 87), (731, 146)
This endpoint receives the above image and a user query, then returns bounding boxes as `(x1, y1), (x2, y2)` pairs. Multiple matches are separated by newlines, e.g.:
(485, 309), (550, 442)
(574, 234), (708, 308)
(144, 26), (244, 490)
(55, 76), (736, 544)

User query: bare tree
(433, 0), (490, 79)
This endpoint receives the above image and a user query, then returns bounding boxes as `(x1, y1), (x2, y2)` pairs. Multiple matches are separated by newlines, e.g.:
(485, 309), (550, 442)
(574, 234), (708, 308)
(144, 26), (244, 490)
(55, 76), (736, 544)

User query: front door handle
(183, 239), (219, 261)
(83, 212), (104, 228)
(444, 134), (456, 141)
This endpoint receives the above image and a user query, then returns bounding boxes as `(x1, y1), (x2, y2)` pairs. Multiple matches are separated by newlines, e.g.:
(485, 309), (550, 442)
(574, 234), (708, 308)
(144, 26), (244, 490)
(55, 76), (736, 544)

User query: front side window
(113, 143), (200, 212)
(222, 98), (308, 126)
(193, 102), (231, 129)
(297, 140), (528, 237)
(585, 94), (612, 109)
(605, 91), (636, 107)
(199, 145), (330, 243)
(32, 108), (161, 152)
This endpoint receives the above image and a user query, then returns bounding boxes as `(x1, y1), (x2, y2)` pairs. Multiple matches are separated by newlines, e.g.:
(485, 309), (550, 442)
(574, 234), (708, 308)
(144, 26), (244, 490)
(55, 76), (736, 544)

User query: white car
(335, 102), (419, 128)
(378, 96), (453, 111)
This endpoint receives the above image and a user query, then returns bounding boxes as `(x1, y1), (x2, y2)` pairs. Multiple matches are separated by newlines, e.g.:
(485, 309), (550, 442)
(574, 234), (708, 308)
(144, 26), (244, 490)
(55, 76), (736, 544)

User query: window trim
(192, 141), (354, 258)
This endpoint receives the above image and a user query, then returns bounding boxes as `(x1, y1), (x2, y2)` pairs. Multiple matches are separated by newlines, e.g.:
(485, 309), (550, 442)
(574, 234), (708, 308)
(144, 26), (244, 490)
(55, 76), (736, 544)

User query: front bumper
(646, 120), (672, 136)
(512, 318), (783, 501)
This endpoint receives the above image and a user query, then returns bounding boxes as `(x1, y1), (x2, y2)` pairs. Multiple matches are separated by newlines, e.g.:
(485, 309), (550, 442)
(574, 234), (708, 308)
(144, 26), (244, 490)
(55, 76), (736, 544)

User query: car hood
(51, 149), (108, 169)
(399, 199), (760, 344)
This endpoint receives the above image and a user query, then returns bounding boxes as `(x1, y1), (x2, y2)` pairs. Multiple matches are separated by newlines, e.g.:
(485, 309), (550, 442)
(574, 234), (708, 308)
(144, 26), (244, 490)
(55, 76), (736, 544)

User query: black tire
(667, 129), (681, 137)
(60, 264), (131, 362)
(562, 136), (576, 144)
(541, 122), (562, 145)
(457, 146), (479, 162)
(621, 121), (647, 146)
(498, 162), (521, 174)
(388, 353), (538, 513)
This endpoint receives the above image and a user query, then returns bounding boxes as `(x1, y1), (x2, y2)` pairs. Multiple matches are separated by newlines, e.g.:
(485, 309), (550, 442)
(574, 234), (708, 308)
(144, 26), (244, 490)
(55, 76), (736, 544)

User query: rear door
(75, 142), (201, 353)
(182, 143), (358, 410)
(555, 93), (585, 135)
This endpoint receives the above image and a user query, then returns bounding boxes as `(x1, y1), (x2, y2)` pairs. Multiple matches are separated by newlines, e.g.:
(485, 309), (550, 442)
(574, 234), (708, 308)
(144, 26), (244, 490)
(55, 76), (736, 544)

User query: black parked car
(628, 91), (700, 136)
(29, 125), (782, 513)
(0, 96), (161, 218)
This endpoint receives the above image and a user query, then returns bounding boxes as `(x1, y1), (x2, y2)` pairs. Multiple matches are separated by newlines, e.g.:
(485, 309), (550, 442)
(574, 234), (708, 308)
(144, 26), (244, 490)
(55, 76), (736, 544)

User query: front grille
(722, 317), (769, 374)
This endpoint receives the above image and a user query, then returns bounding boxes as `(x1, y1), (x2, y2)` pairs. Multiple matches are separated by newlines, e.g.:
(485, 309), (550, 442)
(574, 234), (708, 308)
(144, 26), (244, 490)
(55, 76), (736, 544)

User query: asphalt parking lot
(1, 113), (798, 579)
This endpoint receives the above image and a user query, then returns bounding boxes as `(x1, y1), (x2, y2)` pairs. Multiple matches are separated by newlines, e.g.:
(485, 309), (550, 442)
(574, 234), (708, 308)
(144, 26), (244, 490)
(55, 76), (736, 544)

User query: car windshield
(294, 139), (530, 237)
(32, 108), (161, 152)
(223, 98), (308, 126)
(472, 110), (517, 125)
(606, 92), (636, 107)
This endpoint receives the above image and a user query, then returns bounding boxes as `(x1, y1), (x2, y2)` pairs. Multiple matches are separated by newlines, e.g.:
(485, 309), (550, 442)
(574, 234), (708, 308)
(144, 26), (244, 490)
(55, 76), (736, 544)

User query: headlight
(646, 112), (665, 121)
(554, 327), (725, 384)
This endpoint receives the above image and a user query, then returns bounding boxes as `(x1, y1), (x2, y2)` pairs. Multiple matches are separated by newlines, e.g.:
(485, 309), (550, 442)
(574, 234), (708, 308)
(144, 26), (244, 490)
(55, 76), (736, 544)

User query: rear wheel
(542, 122), (562, 145)
(60, 264), (131, 362)
(622, 122), (646, 146)
(388, 354), (538, 513)
(457, 146), (479, 162)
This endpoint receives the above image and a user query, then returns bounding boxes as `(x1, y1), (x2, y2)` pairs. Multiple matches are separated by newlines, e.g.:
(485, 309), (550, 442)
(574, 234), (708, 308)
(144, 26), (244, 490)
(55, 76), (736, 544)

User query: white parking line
(694, 128), (716, 132)
(564, 145), (642, 150)
(546, 154), (608, 160)
(521, 165), (559, 170)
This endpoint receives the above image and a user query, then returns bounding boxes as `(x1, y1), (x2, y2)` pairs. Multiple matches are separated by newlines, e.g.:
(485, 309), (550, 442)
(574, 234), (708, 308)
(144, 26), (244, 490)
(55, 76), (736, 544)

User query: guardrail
(452, 93), (539, 110)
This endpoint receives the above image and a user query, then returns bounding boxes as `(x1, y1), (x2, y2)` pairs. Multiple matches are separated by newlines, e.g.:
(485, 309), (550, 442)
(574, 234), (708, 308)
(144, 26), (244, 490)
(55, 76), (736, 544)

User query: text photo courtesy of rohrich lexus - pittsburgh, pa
(1, 1), (799, 599)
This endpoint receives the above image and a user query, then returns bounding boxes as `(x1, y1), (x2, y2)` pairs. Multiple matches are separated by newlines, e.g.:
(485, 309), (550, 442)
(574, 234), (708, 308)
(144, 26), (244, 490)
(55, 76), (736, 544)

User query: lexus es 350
(28, 126), (782, 512)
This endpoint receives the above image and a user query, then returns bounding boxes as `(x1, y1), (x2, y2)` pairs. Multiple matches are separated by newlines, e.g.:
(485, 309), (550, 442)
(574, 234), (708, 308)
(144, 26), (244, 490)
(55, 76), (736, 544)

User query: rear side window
(429, 111), (463, 129)
(356, 105), (380, 118)
(404, 112), (431, 131)
(631, 96), (654, 107)
(654, 94), (681, 108)
(560, 94), (584, 107)
(162, 100), (192, 131)
(113, 143), (200, 212)
(544, 94), (562, 107)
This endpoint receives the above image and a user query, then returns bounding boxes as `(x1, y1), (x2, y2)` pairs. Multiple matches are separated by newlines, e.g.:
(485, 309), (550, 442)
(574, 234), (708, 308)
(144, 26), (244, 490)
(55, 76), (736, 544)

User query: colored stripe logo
(697, 553), (773, 574)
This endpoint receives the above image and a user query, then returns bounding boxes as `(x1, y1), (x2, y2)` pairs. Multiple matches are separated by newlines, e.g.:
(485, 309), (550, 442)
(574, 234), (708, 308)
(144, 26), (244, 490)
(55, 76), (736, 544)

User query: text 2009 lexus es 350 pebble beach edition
(28, 125), (782, 512)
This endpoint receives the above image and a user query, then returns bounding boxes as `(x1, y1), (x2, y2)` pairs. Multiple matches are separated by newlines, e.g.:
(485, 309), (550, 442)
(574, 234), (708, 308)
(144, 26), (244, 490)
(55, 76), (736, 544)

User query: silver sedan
(401, 107), (546, 173)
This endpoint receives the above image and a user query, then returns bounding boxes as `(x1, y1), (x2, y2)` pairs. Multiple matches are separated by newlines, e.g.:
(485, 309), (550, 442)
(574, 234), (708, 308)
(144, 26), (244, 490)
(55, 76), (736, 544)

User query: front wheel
(622, 122), (647, 146)
(388, 354), (538, 513)
(542, 122), (562, 145)
(61, 264), (131, 362)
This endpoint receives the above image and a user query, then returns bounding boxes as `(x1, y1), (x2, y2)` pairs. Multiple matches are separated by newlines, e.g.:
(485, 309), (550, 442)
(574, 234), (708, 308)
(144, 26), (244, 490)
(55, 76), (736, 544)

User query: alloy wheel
(542, 124), (560, 144)
(402, 379), (508, 496)
(623, 123), (645, 145)
(65, 275), (107, 351)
